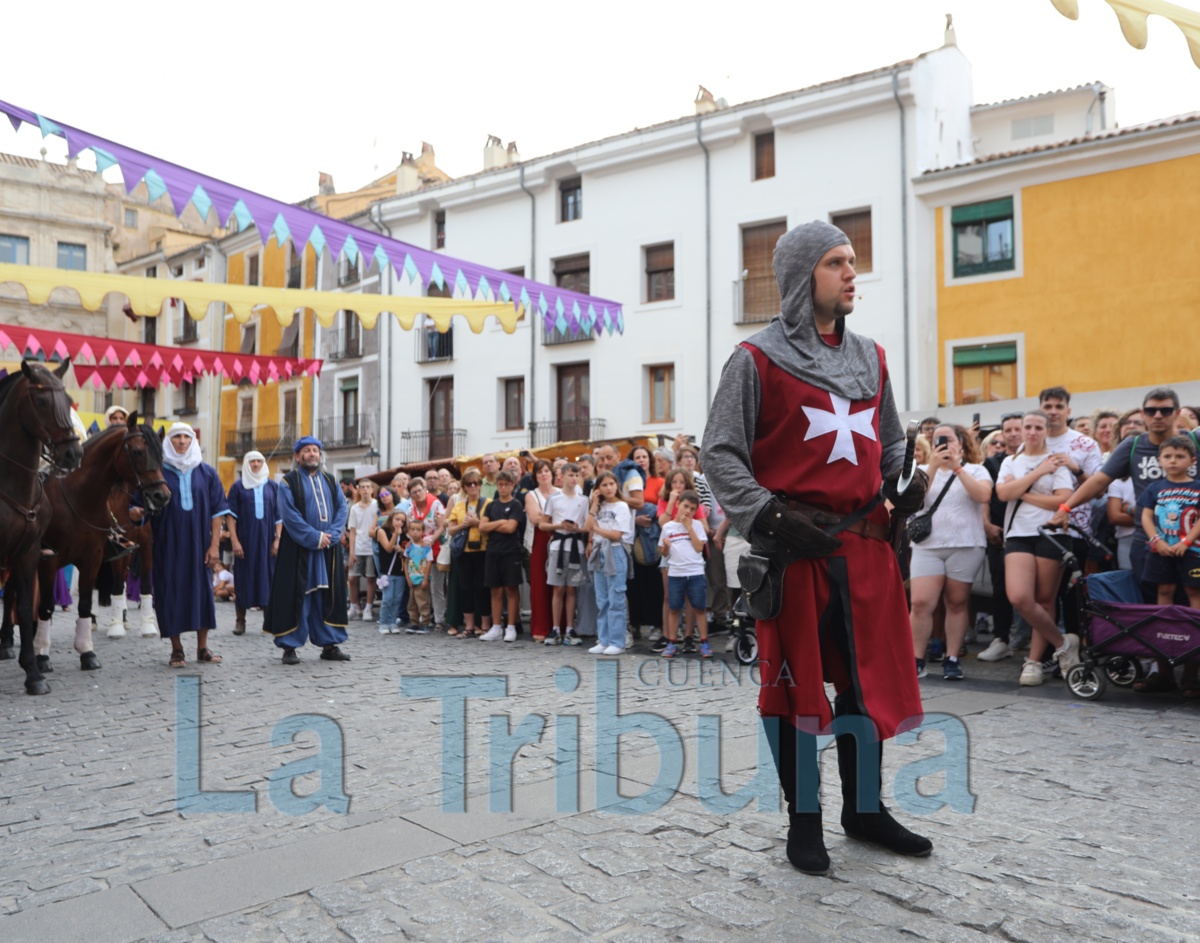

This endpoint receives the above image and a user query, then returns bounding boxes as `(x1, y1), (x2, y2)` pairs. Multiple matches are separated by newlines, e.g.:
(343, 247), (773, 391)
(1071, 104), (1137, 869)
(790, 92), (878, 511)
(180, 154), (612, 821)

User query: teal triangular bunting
(143, 169), (167, 202)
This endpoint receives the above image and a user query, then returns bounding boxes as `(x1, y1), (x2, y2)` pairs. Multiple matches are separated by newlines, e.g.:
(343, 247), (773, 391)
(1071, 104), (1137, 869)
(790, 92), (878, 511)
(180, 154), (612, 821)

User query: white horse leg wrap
(139, 595), (159, 637)
(75, 617), (94, 654)
(34, 617), (52, 656)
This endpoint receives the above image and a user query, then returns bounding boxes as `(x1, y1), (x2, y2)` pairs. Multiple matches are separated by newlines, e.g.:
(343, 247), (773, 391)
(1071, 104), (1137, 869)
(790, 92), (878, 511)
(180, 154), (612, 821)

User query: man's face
(482, 454), (499, 475)
(1074, 418), (1093, 438)
(1143, 399), (1178, 435)
(425, 471), (439, 492)
(1002, 418), (1022, 451)
(359, 481), (375, 501)
(438, 469), (452, 489)
(108, 410), (127, 427)
(171, 433), (191, 455)
(596, 446), (618, 471)
(496, 479), (513, 499)
(297, 444), (321, 469)
(1160, 446), (1193, 478)
(1040, 397), (1070, 431)
(1120, 415), (1146, 439)
(920, 420), (938, 439)
(679, 451), (697, 472)
(810, 244), (857, 319)
(562, 468), (579, 490)
(502, 457), (521, 475)
(409, 480), (426, 501)
(249, 458), (264, 473)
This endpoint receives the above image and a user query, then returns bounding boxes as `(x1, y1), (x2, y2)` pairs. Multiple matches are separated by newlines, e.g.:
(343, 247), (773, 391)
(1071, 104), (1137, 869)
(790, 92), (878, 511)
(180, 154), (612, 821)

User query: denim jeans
(379, 576), (404, 627)
(593, 545), (629, 649)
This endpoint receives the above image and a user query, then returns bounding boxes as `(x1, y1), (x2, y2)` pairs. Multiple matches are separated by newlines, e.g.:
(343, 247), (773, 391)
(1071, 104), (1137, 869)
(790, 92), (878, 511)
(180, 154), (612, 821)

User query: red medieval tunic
(744, 341), (923, 741)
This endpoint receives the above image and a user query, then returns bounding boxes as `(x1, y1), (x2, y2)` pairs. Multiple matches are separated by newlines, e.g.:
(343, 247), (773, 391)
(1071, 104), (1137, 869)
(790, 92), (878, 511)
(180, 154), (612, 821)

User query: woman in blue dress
(226, 450), (281, 635)
(147, 422), (229, 667)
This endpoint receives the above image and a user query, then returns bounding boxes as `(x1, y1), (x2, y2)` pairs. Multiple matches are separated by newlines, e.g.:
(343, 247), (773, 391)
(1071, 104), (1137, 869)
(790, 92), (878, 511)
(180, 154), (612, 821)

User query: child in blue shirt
(405, 518), (434, 631)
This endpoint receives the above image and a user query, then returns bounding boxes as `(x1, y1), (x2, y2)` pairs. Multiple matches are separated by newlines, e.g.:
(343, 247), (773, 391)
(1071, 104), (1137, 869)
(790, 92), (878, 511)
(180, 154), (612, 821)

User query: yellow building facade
(915, 115), (1200, 410)
(217, 234), (318, 490)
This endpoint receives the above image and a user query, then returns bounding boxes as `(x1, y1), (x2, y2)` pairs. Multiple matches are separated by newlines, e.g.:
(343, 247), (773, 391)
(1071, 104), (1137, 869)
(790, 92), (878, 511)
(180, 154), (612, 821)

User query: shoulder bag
(905, 471), (956, 545)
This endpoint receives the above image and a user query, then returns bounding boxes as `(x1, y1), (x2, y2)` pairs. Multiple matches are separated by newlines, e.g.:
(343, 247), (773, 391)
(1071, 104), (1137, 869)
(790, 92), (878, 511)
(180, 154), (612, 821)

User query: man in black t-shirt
(979, 412), (1023, 661)
(478, 470), (527, 642)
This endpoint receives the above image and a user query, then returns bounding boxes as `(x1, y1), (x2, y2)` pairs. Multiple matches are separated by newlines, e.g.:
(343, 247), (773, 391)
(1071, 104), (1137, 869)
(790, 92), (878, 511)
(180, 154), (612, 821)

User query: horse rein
(57, 429), (164, 542)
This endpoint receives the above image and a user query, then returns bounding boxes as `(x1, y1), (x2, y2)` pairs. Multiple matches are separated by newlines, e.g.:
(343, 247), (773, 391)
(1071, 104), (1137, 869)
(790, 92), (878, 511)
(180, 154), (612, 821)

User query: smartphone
(687, 435), (697, 443)
(973, 412), (980, 427)
(935, 435), (950, 448)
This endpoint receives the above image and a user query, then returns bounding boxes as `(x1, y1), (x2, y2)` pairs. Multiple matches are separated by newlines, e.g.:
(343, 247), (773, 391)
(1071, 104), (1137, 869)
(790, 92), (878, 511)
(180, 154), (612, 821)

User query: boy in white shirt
(658, 490), (711, 658)
(540, 463), (590, 646)
(346, 479), (379, 620)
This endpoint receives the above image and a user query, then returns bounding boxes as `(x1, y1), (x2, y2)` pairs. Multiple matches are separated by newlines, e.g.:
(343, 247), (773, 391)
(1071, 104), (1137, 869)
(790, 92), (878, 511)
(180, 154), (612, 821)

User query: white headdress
(162, 421), (203, 474)
(242, 450), (269, 489)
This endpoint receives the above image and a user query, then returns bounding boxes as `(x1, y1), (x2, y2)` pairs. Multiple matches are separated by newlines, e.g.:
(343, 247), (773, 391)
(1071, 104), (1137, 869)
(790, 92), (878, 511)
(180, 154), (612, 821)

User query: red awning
(0, 326), (320, 389)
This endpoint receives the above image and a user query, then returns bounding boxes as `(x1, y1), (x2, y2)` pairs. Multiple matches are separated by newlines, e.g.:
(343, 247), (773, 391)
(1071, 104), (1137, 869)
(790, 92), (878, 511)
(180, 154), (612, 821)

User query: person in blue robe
(264, 436), (350, 664)
(147, 422), (229, 667)
(226, 449), (282, 635)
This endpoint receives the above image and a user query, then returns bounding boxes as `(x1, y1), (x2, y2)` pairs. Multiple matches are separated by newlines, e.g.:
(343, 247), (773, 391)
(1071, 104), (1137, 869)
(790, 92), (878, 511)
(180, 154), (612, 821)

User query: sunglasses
(1143, 406), (1177, 417)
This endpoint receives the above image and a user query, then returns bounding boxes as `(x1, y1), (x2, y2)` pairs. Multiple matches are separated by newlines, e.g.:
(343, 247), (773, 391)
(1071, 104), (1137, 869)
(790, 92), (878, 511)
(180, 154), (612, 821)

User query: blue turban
(293, 435), (323, 453)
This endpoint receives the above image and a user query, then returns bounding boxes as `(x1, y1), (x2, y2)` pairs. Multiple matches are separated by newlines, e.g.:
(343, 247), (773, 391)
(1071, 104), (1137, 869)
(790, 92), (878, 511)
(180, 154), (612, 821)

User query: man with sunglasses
(1051, 388), (1198, 599)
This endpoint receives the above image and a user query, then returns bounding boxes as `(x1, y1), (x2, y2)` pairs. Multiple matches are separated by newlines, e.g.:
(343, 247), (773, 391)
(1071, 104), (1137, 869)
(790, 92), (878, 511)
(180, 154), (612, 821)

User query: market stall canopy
(0, 262), (516, 333)
(0, 99), (626, 339)
(0, 324), (319, 389)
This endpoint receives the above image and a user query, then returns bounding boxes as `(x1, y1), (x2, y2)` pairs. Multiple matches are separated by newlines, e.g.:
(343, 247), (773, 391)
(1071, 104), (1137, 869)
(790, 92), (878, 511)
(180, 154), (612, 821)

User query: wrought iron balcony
(224, 423), (300, 459)
(542, 322), (595, 346)
(415, 326), (454, 363)
(529, 418), (606, 447)
(395, 428), (467, 464)
(317, 413), (376, 451)
(733, 275), (781, 325)
(325, 327), (362, 361)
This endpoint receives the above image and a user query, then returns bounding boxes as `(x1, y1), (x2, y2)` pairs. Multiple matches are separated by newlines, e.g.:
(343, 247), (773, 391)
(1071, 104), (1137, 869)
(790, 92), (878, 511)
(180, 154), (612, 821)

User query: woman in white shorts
(910, 424), (993, 681)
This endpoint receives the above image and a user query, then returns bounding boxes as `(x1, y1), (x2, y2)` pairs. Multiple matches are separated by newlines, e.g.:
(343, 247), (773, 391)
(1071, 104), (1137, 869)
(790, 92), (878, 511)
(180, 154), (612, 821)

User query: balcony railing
(542, 323), (595, 346)
(325, 327), (362, 361)
(317, 413), (376, 451)
(395, 428), (467, 464)
(530, 418), (606, 447)
(224, 423), (300, 460)
(733, 275), (781, 325)
(415, 326), (454, 363)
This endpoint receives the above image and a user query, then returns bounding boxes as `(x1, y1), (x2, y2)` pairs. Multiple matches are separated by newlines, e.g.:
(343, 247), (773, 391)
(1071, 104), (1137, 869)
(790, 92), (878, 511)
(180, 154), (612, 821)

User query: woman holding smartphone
(995, 410), (1081, 686)
(910, 424), (993, 681)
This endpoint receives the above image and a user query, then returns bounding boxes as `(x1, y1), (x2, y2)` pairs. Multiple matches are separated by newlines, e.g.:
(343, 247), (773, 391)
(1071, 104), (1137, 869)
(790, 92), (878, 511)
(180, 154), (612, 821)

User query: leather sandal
(196, 647), (222, 664)
(169, 649), (186, 668)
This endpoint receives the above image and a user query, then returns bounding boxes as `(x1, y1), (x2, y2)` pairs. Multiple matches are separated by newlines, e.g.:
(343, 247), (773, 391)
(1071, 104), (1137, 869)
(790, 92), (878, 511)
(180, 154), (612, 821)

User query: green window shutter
(340, 377), (359, 392)
(951, 198), (1013, 225)
(953, 343), (1017, 367)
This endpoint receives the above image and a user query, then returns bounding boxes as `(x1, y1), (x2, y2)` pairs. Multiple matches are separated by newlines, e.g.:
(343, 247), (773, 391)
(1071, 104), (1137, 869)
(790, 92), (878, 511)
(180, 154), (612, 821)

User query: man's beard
(300, 455), (321, 470)
(833, 298), (854, 317)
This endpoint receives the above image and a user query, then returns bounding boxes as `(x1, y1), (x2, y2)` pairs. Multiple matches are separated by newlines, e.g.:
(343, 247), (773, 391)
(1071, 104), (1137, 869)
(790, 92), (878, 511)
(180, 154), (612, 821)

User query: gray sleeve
(877, 372), (905, 477)
(1101, 437), (1134, 481)
(700, 346), (773, 539)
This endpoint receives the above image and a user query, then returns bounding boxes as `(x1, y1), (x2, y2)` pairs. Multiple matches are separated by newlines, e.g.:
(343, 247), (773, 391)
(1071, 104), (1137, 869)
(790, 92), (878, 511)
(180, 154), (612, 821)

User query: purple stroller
(1039, 525), (1200, 699)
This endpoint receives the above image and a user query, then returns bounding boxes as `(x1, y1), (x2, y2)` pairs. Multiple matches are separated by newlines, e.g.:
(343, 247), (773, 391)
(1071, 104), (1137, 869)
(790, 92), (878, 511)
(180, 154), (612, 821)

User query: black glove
(883, 467), (929, 516)
(755, 501), (843, 559)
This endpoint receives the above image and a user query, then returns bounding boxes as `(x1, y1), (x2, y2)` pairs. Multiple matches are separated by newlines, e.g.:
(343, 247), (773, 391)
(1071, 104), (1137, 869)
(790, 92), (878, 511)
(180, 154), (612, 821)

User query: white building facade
(365, 44), (974, 464)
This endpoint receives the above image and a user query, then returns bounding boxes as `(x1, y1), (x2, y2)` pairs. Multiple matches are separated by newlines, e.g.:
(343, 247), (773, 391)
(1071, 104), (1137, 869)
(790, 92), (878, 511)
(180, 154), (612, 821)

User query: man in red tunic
(702, 220), (930, 874)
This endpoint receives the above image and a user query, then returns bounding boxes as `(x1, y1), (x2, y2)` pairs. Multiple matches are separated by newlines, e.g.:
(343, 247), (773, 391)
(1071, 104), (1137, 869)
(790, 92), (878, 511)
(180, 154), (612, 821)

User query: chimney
(483, 134), (506, 171)
(318, 172), (336, 195)
(695, 85), (725, 115)
(395, 152), (419, 195)
(507, 141), (521, 164)
(943, 13), (958, 46)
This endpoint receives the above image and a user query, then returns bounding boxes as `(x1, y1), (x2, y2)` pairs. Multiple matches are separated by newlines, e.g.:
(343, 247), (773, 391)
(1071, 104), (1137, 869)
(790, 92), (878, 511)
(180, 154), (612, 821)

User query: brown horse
(0, 360), (83, 695)
(93, 481), (158, 637)
(1, 413), (170, 674)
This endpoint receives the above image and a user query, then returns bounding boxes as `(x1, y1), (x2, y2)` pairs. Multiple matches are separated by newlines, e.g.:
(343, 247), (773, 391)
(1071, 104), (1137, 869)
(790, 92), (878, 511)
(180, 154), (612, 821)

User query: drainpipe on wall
(373, 203), (392, 467)
(695, 116), (712, 411)
(519, 164), (536, 443)
(892, 69), (911, 411)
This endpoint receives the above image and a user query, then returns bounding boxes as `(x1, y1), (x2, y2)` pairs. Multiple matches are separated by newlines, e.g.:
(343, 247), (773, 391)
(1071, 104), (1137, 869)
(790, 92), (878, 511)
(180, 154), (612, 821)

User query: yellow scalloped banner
(0, 263), (522, 334)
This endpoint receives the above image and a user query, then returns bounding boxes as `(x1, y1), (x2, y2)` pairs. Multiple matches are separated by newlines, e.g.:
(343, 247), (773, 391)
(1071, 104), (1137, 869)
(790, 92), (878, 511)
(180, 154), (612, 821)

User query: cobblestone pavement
(1, 599), (1199, 943)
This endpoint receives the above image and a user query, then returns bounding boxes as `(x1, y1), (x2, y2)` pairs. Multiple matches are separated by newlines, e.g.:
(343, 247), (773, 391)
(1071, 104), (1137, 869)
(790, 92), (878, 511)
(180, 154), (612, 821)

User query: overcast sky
(3, 0), (1198, 203)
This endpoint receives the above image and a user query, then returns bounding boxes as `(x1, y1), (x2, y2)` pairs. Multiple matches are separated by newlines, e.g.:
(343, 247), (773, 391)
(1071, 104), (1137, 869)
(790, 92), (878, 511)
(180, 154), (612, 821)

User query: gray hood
(745, 219), (880, 401)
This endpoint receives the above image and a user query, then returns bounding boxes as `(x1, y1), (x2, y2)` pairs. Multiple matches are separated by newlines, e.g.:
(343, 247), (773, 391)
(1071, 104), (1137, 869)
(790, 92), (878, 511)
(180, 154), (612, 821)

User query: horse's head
(19, 359), (82, 472)
(120, 411), (171, 515)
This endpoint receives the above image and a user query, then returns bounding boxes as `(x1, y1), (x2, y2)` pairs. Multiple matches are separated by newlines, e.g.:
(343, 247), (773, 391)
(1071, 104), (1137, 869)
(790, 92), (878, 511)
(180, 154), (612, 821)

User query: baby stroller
(728, 594), (759, 667)
(1038, 525), (1200, 700)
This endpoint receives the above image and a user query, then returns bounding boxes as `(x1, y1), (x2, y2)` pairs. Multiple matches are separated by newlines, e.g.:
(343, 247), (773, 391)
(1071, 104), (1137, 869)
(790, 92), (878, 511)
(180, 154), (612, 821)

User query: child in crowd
(405, 518), (434, 631)
(587, 470), (635, 655)
(346, 479), (378, 621)
(211, 561), (235, 602)
(375, 508), (407, 635)
(659, 490), (710, 658)
(541, 462), (590, 646)
(1137, 435), (1200, 693)
(479, 470), (526, 642)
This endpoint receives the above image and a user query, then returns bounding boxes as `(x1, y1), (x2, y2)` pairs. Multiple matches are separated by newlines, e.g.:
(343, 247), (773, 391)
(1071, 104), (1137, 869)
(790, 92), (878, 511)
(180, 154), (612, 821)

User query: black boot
(836, 723), (932, 857)
(770, 718), (830, 875)
(321, 645), (351, 661)
(281, 648), (300, 665)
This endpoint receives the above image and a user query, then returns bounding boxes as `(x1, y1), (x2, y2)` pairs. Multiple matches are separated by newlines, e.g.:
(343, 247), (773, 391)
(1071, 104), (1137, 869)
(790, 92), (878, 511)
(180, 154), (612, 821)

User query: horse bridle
(23, 378), (81, 472)
(57, 428), (165, 543)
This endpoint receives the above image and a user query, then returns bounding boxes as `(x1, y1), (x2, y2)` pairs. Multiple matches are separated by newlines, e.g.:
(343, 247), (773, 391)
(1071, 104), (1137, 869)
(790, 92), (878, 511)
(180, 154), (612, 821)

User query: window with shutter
(831, 210), (872, 273)
(754, 132), (775, 180)
(952, 198), (1015, 277)
(645, 244), (675, 302)
(739, 221), (786, 322)
(560, 178), (582, 222)
(554, 254), (590, 295)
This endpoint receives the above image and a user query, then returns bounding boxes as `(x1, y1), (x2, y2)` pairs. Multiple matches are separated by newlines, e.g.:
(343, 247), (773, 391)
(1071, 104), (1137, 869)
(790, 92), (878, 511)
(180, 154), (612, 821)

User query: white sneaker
(602, 645), (626, 655)
(1055, 633), (1081, 677)
(479, 626), (503, 641)
(977, 638), (1013, 662)
(378, 624), (390, 634)
(348, 605), (361, 621)
(1019, 659), (1044, 686)
(589, 643), (606, 654)
(504, 625), (517, 642)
